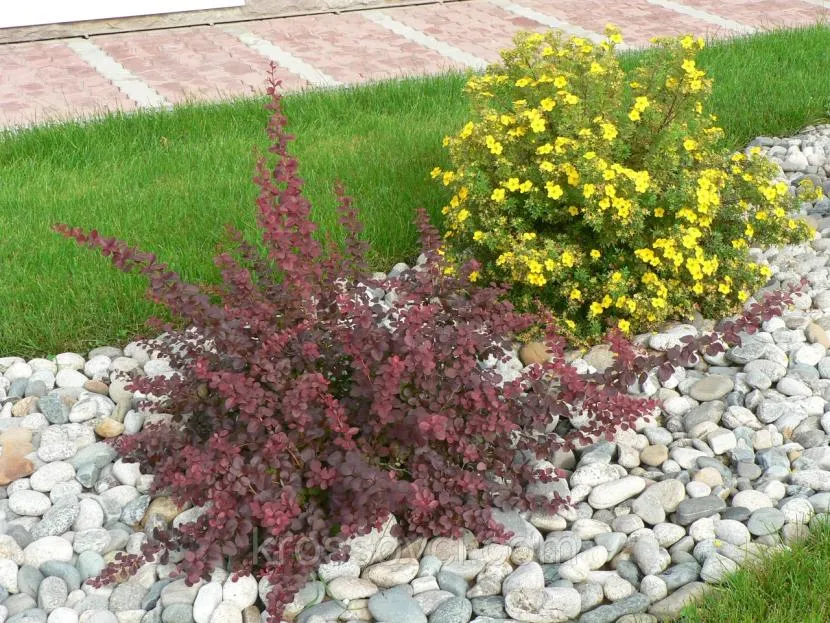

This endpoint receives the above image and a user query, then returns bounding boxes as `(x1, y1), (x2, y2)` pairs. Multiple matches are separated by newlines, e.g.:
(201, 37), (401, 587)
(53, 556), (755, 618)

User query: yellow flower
(500, 114), (514, 126)
(569, 288), (582, 301)
(618, 319), (631, 332)
(459, 122), (475, 139)
(473, 231), (484, 241)
(602, 295), (613, 308)
(485, 135), (503, 155)
(590, 249), (601, 259)
(583, 184), (597, 199)
(692, 283), (704, 294)
(601, 123), (618, 141)
(681, 59), (697, 74)
(442, 171), (455, 186)
(521, 232), (537, 241)
(628, 109), (641, 122)
(584, 151), (597, 160)
(634, 96), (650, 112)
(530, 117), (546, 133)
(553, 76), (568, 88)
(545, 182), (564, 199)
(611, 271), (622, 282)
(504, 178), (521, 192)
(683, 138), (698, 151)
(518, 180), (534, 193)
(540, 97), (556, 112)
(568, 206), (580, 216)
(610, 33), (623, 44)
(680, 35), (695, 49)
(469, 271), (479, 282)
(527, 273), (547, 286)
(561, 251), (575, 267)
(544, 259), (556, 271)
(718, 282), (731, 294)
(430, 167), (442, 179)
(565, 319), (576, 330)
(737, 290), (748, 302)
(665, 77), (678, 89)
(654, 208), (665, 217)
(491, 188), (506, 203)
(589, 302), (604, 316)
(536, 143), (554, 155)
(515, 77), (532, 87)
(457, 209), (469, 222)
(695, 101), (703, 114)
(589, 62), (605, 75)
(539, 160), (555, 173)
(563, 93), (580, 105)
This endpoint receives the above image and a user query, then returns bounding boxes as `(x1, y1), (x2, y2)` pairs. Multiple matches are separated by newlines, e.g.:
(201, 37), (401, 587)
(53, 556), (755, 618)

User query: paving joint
(644, 0), (756, 34)
(363, 9), (489, 70)
(220, 25), (342, 88)
(63, 38), (171, 109)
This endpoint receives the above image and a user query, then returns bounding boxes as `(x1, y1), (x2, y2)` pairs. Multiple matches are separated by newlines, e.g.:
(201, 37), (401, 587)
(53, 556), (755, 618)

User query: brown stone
(519, 341), (552, 366)
(11, 396), (38, 417)
(640, 444), (669, 467)
(142, 496), (185, 527)
(241, 606), (260, 623)
(423, 537), (466, 563)
(806, 322), (830, 348)
(83, 379), (110, 395)
(693, 467), (723, 488)
(94, 417), (125, 438)
(0, 454), (34, 485)
(0, 428), (33, 453)
(394, 537), (427, 560)
(583, 344), (615, 372)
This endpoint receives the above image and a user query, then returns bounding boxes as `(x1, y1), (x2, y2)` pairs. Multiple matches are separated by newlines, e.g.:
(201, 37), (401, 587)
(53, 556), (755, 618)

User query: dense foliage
(435, 26), (821, 342)
(55, 68), (656, 620)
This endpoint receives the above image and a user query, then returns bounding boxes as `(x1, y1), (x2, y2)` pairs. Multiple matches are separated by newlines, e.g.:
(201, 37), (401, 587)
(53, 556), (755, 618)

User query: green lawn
(2, 24), (830, 357)
(679, 519), (830, 623)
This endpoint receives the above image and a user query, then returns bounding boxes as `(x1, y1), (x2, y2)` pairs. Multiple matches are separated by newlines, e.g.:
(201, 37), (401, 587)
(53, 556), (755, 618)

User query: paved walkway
(1, 0), (828, 129)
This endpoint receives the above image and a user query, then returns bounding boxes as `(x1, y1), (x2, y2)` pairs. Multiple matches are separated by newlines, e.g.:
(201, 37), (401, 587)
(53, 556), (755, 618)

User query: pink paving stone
(383, 0), (548, 63)
(677, 0), (829, 30)
(517, 0), (737, 47)
(244, 12), (467, 86)
(0, 41), (135, 128)
(91, 26), (304, 104)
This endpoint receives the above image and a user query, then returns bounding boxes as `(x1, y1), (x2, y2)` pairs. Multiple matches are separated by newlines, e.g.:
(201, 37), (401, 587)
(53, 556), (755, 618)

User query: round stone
(222, 575), (257, 610)
(732, 490), (773, 512)
(208, 603), (241, 623)
(362, 559), (419, 588)
(747, 508), (786, 536)
(428, 596), (472, 623)
(640, 445), (668, 467)
(689, 376), (734, 401)
(504, 587), (580, 623)
(23, 537), (73, 567)
(38, 576), (69, 613)
(9, 490), (51, 516)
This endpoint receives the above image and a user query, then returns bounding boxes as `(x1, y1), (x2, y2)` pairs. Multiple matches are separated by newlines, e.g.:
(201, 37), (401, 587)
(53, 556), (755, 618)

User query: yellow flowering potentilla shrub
(433, 25), (821, 342)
